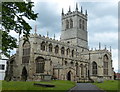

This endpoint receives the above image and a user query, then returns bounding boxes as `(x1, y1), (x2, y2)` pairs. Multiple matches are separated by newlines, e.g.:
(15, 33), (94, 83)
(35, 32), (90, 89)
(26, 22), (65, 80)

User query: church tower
(60, 3), (88, 51)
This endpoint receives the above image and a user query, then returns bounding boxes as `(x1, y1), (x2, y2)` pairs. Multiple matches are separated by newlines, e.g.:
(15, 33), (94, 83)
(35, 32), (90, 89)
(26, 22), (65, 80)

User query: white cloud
(88, 15), (117, 33)
(88, 32), (118, 44)
(112, 49), (118, 72)
(9, 30), (18, 39)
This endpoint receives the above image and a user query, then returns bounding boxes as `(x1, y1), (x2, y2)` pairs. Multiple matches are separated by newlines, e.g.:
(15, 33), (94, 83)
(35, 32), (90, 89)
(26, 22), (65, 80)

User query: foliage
(1, 30), (17, 57)
(1, 80), (76, 91)
(1, 1), (38, 56)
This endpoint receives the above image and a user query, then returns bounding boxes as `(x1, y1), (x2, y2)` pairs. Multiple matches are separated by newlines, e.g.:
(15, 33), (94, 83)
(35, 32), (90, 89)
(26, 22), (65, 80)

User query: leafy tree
(1, 1), (38, 57)
(1, 30), (17, 57)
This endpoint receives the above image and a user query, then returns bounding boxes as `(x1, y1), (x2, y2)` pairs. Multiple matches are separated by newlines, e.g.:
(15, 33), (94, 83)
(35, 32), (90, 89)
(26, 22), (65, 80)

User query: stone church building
(5, 4), (114, 82)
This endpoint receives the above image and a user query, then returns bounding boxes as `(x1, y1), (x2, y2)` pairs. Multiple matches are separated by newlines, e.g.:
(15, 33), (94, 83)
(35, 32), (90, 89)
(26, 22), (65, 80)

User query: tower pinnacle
(62, 8), (64, 15)
(81, 6), (83, 13)
(85, 10), (88, 16)
(68, 6), (71, 12)
(76, 3), (78, 11)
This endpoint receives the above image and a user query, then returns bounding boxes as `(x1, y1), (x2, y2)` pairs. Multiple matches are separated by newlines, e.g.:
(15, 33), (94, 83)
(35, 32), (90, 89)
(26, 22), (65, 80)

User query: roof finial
(62, 8), (64, 15)
(76, 3), (78, 11)
(35, 25), (37, 34)
(81, 6), (83, 13)
(69, 6), (71, 12)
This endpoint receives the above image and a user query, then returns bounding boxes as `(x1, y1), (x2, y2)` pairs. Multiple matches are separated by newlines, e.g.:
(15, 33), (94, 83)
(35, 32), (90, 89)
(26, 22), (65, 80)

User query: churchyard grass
(1, 80), (76, 91)
(93, 80), (119, 92)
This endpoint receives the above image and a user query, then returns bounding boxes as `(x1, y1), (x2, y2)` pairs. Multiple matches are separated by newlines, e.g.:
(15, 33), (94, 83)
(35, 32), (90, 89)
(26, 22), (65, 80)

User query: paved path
(68, 83), (105, 92)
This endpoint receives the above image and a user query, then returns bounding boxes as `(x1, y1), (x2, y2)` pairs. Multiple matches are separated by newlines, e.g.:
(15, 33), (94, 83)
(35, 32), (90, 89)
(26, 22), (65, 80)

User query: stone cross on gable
(35, 25), (37, 34)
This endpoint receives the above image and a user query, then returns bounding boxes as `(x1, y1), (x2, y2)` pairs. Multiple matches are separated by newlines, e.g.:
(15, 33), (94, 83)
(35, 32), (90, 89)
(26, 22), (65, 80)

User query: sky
(10, 0), (119, 72)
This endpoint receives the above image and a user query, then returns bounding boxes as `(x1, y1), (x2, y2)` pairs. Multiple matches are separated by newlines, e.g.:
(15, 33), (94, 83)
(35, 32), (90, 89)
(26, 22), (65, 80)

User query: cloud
(112, 49), (118, 72)
(88, 32), (118, 47)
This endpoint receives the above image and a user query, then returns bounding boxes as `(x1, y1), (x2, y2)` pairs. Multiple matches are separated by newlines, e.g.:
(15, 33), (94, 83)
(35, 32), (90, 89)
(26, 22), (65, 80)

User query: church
(5, 4), (114, 82)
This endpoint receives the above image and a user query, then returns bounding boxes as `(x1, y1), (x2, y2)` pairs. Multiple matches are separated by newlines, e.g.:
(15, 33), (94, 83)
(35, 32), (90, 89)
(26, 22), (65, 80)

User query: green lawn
(93, 80), (119, 92)
(1, 80), (76, 92)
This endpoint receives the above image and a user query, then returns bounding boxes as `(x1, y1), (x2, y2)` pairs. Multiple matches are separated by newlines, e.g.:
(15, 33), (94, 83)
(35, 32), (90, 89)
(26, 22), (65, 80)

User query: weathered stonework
(5, 5), (114, 82)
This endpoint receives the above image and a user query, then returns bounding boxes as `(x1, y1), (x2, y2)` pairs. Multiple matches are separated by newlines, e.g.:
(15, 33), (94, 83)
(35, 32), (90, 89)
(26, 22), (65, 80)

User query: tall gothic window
(22, 41), (30, 63)
(85, 64), (88, 77)
(72, 50), (74, 57)
(36, 57), (45, 73)
(55, 45), (59, 54)
(76, 63), (79, 76)
(82, 20), (85, 30)
(70, 19), (73, 28)
(66, 48), (70, 56)
(70, 61), (74, 66)
(65, 61), (67, 65)
(66, 20), (69, 29)
(103, 55), (108, 75)
(49, 43), (53, 52)
(41, 41), (45, 51)
(61, 47), (65, 55)
(80, 64), (84, 78)
(92, 61), (97, 76)
(79, 19), (82, 29)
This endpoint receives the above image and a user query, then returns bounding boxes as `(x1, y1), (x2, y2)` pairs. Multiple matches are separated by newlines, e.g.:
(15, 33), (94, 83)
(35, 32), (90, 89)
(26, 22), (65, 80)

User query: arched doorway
(67, 71), (71, 81)
(21, 67), (28, 81)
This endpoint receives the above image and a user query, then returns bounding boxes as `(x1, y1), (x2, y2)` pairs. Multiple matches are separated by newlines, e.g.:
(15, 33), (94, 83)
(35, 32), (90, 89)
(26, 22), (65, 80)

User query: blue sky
(10, 0), (118, 72)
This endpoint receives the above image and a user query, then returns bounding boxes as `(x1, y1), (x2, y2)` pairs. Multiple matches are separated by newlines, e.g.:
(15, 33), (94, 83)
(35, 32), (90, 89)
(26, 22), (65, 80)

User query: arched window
(85, 64), (88, 77)
(92, 61), (97, 76)
(41, 41), (45, 51)
(36, 57), (45, 73)
(82, 20), (85, 30)
(50, 61), (52, 66)
(22, 41), (30, 63)
(80, 64), (84, 77)
(66, 20), (69, 29)
(55, 45), (59, 54)
(76, 62), (79, 76)
(61, 47), (65, 55)
(65, 61), (67, 65)
(72, 50), (74, 57)
(70, 61), (74, 66)
(79, 19), (82, 29)
(103, 55), (108, 75)
(49, 43), (52, 52)
(66, 48), (70, 56)
(70, 19), (73, 28)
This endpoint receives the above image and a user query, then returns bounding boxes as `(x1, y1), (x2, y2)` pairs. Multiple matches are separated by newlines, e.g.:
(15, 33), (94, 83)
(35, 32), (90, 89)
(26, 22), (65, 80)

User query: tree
(1, 30), (17, 57)
(1, 1), (38, 57)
